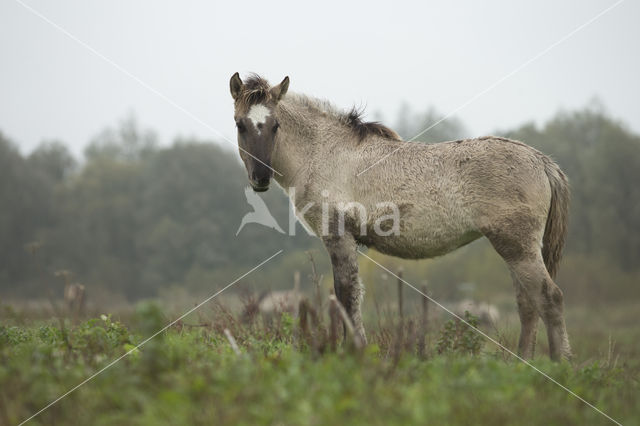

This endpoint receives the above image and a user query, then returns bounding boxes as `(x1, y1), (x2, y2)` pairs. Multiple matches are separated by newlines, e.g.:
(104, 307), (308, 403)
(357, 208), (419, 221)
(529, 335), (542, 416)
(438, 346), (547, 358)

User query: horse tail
(541, 157), (570, 278)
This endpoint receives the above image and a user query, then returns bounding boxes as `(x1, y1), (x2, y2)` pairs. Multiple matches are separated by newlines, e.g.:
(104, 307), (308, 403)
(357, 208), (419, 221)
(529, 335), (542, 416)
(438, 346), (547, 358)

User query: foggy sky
(1, 0), (638, 156)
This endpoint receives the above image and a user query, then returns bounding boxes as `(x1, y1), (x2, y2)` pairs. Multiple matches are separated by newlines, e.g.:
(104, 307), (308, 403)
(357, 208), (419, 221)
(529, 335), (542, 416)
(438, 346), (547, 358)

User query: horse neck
(271, 98), (322, 189)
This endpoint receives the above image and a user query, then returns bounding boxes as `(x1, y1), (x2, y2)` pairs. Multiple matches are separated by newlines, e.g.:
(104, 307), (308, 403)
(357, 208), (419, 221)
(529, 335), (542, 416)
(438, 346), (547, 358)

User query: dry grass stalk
(418, 283), (429, 358)
(306, 251), (324, 315)
(224, 328), (241, 356)
(397, 268), (404, 322)
(329, 299), (340, 352)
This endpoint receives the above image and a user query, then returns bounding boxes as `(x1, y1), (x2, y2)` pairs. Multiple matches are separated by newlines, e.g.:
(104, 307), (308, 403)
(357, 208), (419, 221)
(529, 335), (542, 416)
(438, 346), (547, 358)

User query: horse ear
(230, 72), (243, 100)
(271, 76), (289, 102)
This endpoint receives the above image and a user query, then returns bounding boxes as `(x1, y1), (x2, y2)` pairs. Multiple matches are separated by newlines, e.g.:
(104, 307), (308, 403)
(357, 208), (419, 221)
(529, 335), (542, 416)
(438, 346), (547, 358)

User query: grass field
(1, 298), (638, 426)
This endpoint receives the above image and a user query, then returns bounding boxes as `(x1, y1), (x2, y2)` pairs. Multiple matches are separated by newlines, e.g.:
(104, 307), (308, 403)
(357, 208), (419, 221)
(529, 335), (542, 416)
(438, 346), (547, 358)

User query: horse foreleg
(323, 233), (367, 345)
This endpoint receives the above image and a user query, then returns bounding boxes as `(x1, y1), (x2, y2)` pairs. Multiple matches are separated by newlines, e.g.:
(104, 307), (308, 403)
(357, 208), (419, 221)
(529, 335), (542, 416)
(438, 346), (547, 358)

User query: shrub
(436, 311), (483, 356)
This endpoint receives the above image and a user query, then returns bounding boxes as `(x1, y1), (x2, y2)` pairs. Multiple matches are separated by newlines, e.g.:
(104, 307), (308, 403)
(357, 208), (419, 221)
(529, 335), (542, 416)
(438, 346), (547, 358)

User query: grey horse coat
(230, 73), (571, 360)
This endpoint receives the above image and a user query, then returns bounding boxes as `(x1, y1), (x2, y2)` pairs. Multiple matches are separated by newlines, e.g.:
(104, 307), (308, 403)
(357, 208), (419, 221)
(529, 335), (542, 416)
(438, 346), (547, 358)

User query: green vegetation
(2, 102), (640, 424)
(1, 301), (638, 425)
(436, 311), (483, 356)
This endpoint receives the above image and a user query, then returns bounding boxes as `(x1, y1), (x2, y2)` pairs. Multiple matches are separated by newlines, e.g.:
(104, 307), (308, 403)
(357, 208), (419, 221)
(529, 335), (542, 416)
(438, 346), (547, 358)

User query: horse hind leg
(542, 275), (572, 360)
(508, 255), (572, 361)
(511, 270), (538, 359)
(486, 228), (571, 361)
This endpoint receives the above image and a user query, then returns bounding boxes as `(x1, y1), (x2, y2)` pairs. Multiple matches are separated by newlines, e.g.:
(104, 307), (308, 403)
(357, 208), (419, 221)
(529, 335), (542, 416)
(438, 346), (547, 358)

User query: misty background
(1, 0), (639, 312)
(1, 0), (639, 154)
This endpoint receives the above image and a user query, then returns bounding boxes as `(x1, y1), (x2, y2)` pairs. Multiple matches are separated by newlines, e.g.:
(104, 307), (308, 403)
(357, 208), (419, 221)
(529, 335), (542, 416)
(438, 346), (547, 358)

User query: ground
(0, 301), (638, 425)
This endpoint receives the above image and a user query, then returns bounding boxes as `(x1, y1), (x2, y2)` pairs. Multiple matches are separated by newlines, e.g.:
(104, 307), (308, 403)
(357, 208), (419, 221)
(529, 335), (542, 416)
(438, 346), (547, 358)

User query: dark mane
(240, 73), (272, 106)
(345, 107), (402, 142)
(239, 74), (401, 142)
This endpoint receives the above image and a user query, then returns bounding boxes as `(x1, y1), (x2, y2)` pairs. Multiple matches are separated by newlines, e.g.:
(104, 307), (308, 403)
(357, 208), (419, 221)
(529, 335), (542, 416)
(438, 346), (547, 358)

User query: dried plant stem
(224, 328), (241, 356)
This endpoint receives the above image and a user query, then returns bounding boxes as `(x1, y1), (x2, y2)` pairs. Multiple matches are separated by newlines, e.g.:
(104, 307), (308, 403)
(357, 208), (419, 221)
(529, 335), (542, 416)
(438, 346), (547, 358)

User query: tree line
(1, 103), (639, 302)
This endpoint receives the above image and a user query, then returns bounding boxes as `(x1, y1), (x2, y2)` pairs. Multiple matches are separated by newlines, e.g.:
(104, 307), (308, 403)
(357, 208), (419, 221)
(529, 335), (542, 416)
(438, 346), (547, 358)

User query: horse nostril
(251, 171), (270, 187)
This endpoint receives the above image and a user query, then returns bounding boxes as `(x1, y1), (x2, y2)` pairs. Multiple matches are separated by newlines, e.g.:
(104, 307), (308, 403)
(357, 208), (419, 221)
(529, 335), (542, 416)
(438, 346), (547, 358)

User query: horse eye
(273, 123), (279, 133)
(236, 121), (246, 133)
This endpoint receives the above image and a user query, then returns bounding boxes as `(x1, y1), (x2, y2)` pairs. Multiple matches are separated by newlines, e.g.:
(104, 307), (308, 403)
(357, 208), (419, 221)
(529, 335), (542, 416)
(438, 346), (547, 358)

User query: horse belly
(365, 229), (482, 259)
(360, 206), (482, 259)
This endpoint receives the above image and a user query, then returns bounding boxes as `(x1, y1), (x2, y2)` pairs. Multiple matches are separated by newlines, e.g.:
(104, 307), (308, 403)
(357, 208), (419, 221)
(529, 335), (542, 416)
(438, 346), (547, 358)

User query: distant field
(1, 301), (638, 425)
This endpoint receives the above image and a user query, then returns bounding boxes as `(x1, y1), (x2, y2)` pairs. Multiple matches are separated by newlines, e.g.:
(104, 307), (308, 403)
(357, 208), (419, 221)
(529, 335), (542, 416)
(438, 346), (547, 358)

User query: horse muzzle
(248, 162), (273, 192)
(250, 177), (271, 192)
